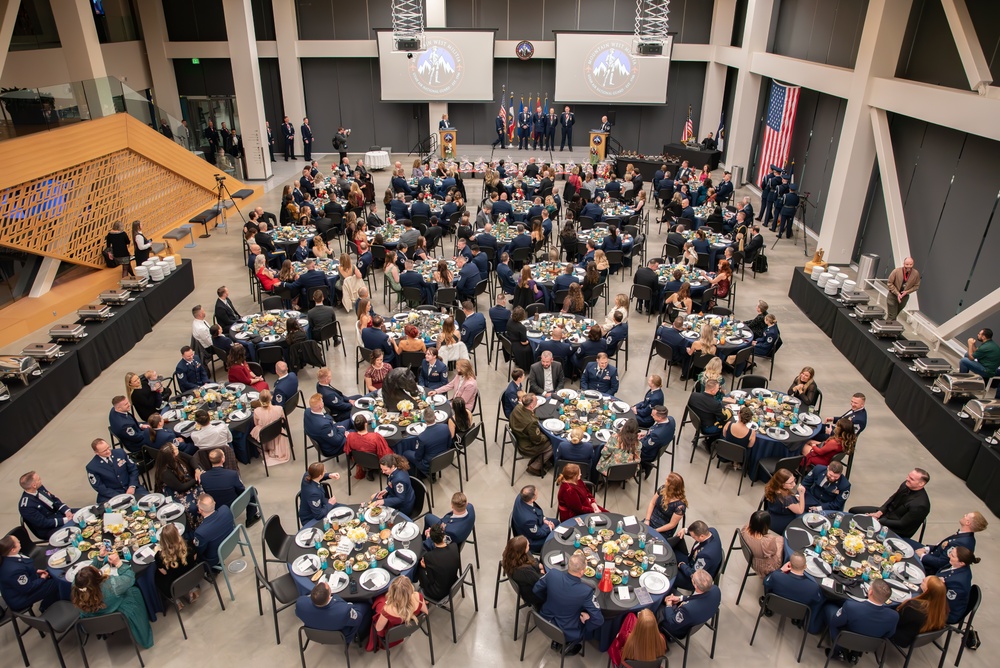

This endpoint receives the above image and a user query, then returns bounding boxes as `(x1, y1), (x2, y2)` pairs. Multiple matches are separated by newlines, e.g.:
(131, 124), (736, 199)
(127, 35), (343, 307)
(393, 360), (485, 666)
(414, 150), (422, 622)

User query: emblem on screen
(410, 40), (464, 96)
(585, 41), (639, 97)
(516, 41), (535, 61)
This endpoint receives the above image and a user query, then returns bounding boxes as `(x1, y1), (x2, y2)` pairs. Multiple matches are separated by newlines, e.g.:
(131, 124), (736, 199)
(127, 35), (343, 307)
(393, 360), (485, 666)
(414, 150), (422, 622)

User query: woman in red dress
(557, 463), (606, 521)
(801, 417), (856, 470)
(366, 576), (428, 652)
(227, 344), (268, 392)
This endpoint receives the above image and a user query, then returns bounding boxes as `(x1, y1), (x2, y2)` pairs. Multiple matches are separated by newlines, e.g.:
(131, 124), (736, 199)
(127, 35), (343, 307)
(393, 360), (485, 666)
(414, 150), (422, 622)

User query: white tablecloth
(365, 151), (390, 170)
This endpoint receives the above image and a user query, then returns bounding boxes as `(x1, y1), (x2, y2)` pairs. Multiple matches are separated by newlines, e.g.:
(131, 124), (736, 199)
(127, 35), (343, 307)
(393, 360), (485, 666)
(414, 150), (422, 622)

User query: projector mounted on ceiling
(635, 41), (664, 56)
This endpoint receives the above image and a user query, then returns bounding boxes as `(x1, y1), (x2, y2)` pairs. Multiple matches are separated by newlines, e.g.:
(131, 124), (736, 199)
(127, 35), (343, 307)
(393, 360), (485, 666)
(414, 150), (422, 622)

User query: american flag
(756, 81), (801, 186)
(499, 98), (507, 135)
(682, 105), (694, 142)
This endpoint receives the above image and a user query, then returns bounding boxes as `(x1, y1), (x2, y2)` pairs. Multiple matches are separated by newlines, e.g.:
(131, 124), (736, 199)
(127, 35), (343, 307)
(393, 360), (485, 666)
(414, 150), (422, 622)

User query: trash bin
(857, 253), (880, 284)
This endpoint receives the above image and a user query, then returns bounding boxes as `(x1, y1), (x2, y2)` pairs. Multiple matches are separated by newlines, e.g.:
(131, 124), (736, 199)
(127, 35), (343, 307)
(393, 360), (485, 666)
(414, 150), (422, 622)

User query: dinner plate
(790, 423), (812, 437)
(392, 312), (412, 321)
(766, 427), (789, 440)
(245, 392), (260, 402)
(596, 429), (612, 442)
(430, 394), (447, 406)
(174, 420), (195, 435)
(231, 323), (246, 332)
(326, 569), (350, 594)
(885, 537), (915, 559)
(361, 568), (392, 591)
(751, 388), (773, 398)
(108, 494), (135, 509)
(235, 331), (251, 340)
(434, 410), (448, 423)
(527, 330), (543, 338)
(364, 506), (393, 524)
(298, 319), (309, 329)
(727, 338), (745, 345)
(227, 409), (250, 422)
(610, 401), (630, 414)
(286, 310), (301, 319)
(804, 552), (833, 578)
(203, 383), (220, 390)
(296, 526), (326, 547)
(545, 552), (568, 570)
(292, 554), (322, 577)
(557, 389), (579, 401)
(49, 526), (81, 548)
(785, 396), (802, 407)
(387, 549), (418, 572)
(326, 506), (355, 523)
(391, 522), (419, 542)
(802, 514), (831, 532)
(639, 570), (670, 595)
(355, 411), (374, 422)
(682, 331), (699, 339)
(73, 505), (98, 524)
(376, 424), (398, 437)
(65, 560), (91, 583)
(406, 423), (427, 436)
(893, 562), (924, 585)
(226, 383), (246, 393)
(582, 390), (602, 400)
(887, 581), (913, 604)
(156, 502), (185, 522)
(161, 409), (178, 421)
(614, 418), (628, 430)
(354, 397), (375, 409)
(542, 418), (566, 432)
(799, 412), (822, 426)
(267, 309), (284, 315)
(131, 543), (159, 566)
(262, 335), (281, 343)
(47, 546), (81, 569)
(729, 390), (747, 400)
(155, 522), (185, 539)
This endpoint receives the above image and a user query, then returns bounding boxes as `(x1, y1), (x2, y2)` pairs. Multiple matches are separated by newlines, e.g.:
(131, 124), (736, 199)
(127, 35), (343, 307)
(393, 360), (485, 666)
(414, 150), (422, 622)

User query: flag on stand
(499, 93), (507, 138)
(682, 105), (694, 142)
(543, 93), (549, 113)
(755, 81), (801, 187)
(508, 94), (516, 142)
(517, 97), (524, 140)
(716, 111), (725, 152)
(535, 94), (541, 110)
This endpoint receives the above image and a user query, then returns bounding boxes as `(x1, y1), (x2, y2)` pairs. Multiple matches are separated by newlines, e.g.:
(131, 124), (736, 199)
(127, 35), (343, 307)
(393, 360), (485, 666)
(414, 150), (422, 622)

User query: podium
(439, 129), (458, 158)
(589, 131), (609, 161)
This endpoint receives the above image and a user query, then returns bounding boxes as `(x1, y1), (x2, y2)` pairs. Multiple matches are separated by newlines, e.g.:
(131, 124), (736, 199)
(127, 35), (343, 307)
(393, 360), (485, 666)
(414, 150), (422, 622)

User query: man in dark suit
(538, 169), (554, 198)
(438, 114), (453, 130)
(686, 379), (731, 437)
(493, 112), (507, 148)
(865, 469), (931, 539)
(633, 259), (661, 313)
(409, 192), (431, 221)
(524, 158), (541, 179)
(528, 352), (566, 398)
(203, 120), (219, 165)
(680, 198), (695, 222)
(388, 192), (410, 221)
(604, 176), (622, 200)
(390, 169), (412, 197)
(496, 253), (517, 295)
(281, 116), (295, 161)
(360, 315), (397, 365)
(455, 255), (481, 301)
(300, 117), (313, 161)
(656, 316), (690, 364)
(194, 494), (236, 569)
(544, 107), (558, 151)
(553, 263), (580, 295)
(743, 224), (765, 262)
(287, 259), (328, 303)
(476, 222), (498, 251)
(526, 197), (544, 222)
(559, 106), (575, 151)
(266, 121), (275, 161)
(518, 107), (531, 150)
(700, 132), (717, 150)
(823, 579), (898, 661)
(492, 193), (514, 219)
(658, 569), (721, 640)
(214, 285), (240, 331)
(307, 291), (337, 340)
(399, 259), (434, 305)
(580, 197), (603, 223)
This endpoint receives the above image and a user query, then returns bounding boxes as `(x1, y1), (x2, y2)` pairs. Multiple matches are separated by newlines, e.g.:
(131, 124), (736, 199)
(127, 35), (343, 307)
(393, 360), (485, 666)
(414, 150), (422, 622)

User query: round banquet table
(525, 313), (598, 352)
(679, 314), (754, 359)
(287, 504), (422, 600)
(682, 230), (733, 269)
(535, 391), (636, 449)
(385, 310), (448, 345)
(269, 225), (317, 252)
(782, 512), (925, 604)
(656, 264), (712, 299)
(350, 391), (454, 452)
(527, 262), (585, 290)
(292, 258), (341, 295)
(413, 258), (457, 287)
(230, 310), (311, 347)
(160, 382), (257, 464)
(475, 226), (516, 245)
(365, 150), (391, 170)
(541, 511), (678, 650)
(723, 388), (824, 481)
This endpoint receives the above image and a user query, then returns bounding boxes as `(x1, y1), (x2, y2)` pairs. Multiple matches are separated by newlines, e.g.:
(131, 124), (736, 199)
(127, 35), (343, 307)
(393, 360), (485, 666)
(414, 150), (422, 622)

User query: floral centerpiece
(346, 526), (368, 547)
(575, 399), (592, 413)
(843, 533), (865, 557)
(601, 540), (620, 558)
(397, 399), (414, 418)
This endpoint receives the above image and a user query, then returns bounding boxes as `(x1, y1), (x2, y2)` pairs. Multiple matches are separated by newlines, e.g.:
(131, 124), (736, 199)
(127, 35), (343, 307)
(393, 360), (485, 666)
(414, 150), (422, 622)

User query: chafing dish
(933, 373), (987, 403)
(912, 357), (952, 377)
(961, 400), (1000, 432)
(48, 324), (87, 342)
(854, 305), (885, 323)
(77, 303), (112, 321)
(871, 318), (904, 339)
(892, 339), (930, 359)
(0, 356), (40, 385)
(20, 343), (64, 362)
(119, 276), (149, 291)
(839, 291), (870, 306)
(99, 289), (130, 305)
(0, 380), (8, 401)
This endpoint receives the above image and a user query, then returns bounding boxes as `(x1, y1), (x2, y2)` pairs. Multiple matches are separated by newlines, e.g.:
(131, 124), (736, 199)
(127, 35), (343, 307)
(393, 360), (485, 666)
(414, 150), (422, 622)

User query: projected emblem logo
(584, 40), (639, 97)
(409, 39), (463, 96)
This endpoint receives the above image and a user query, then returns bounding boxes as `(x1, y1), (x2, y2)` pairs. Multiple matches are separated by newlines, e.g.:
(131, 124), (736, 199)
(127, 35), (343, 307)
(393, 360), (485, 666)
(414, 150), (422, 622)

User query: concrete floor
(0, 151), (993, 667)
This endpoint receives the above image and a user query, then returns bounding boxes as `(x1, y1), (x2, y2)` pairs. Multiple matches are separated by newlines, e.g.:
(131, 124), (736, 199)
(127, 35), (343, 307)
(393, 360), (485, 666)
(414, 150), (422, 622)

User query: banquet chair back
(435, 287), (457, 311)
(600, 461), (643, 510)
(645, 339), (680, 387)
(736, 375), (768, 390)
(231, 485), (259, 526)
(398, 351), (425, 376)
(551, 459), (593, 505)
(257, 345), (285, 374)
(216, 524), (259, 601)
(425, 564), (479, 643)
(10, 600), (78, 667)
(262, 296), (285, 311)
(355, 346), (375, 384)
(629, 284), (654, 322)
(294, 483), (334, 530)
(346, 450), (383, 495)
(501, 426), (534, 486)
(519, 609), (583, 668)
(579, 216), (596, 230)
(427, 449), (463, 509)
(813, 390), (823, 415)
(467, 330), (486, 373)
(705, 439), (749, 496)
(605, 250), (624, 274)
(379, 612), (435, 668)
(668, 616), (716, 668)
(750, 593), (811, 662)
(525, 303), (546, 319)
(282, 390), (304, 417)
(298, 625), (354, 668)
(75, 612), (145, 668)
(889, 627), (948, 668)
(455, 422), (486, 481)
(729, 347), (754, 383)
(472, 279), (489, 310)
(399, 286), (423, 310)
(410, 478), (429, 521)
(254, 566), (300, 645)
(752, 455), (803, 488)
(684, 353), (715, 391)
(621, 659), (666, 668)
(290, 341), (327, 372)
(167, 563), (226, 639)
(317, 322), (345, 356)
(823, 631), (886, 668)
(511, 247), (532, 270)
(733, 530), (760, 604)
(262, 514), (295, 578)
(754, 336), (782, 380)
(947, 584), (981, 667)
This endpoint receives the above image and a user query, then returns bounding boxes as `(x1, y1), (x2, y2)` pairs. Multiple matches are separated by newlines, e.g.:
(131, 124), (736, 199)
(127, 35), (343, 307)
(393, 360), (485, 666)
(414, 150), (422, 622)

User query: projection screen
(376, 31), (495, 102)
(554, 33), (672, 104)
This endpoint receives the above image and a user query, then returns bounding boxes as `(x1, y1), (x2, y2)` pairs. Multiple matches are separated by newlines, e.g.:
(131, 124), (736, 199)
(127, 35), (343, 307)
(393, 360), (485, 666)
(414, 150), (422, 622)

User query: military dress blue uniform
(496, 263), (517, 295)
(18, 486), (75, 540)
(835, 407), (867, 435)
(634, 388), (664, 428)
(554, 437), (599, 470)
(317, 383), (358, 422)
(295, 595), (372, 642)
(301, 122), (313, 161)
(658, 586), (721, 639)
(86, 449), (147, 503)
(759, 167), (780, 226)
(518, 111), (531, 150)
(419, 359), (449, 390)
(512, 496), (553, 553)
(533, 569), (604, 644)
(461, 312), (487, 345)
(175, 355), (209, 391)
(802, 465), (852, 511)
(777, 184), (800, 239)
(938, 565), (972, 624)
(194, 505), (236, 569)
(674, 527), (723, 590)
(0, 553), (63, 612)
(382, 468), (415, 516)
(605, 323), (628, 357)
(640, 417), (675, 469)
(422, 505), (476, 548)
(282, 121), (295, 161)
(553, 272), (580, 295)
(825, 598), (899, 645)
(456, 262), (481, 301)
(493, 115), (507, 148)
(920, 531), (976, 575)
(405, 423), (453, 477)
(502, 381), (522, 419)
(273, 372), (299, 407)
(199, 467), (246, 509)
(754, 324), (780, 357)
(560, 111), (575, 150)
(299, 472), (339, 525)
(580, 362), (619, 395)
(109, 408), (146, 453)
(763, 569), (825, 633)
(770, 177), (790, 228)
(304, 410), (347, 457)
(537, 338), (572, 364)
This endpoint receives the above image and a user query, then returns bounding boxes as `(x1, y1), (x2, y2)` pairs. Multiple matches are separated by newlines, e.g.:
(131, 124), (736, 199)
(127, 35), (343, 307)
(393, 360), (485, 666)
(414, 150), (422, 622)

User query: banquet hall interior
(0, 1), (998, 666)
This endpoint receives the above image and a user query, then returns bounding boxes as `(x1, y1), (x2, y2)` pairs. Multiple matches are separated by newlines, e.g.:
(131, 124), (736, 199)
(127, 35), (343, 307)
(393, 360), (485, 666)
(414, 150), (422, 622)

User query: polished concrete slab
(0, 152), (993, 667)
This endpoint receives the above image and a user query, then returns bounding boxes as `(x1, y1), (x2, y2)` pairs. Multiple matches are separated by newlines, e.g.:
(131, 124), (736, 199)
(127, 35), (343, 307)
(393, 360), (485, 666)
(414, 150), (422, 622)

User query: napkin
(623, 516), (638, 527)
(555, 526), (573, 539)
(652, 544), (664, 556)
(592, 516), (608, 527)
(550, 553), (565, 566)
(616, 586), (630, 600)
(396, 552), (415, 567)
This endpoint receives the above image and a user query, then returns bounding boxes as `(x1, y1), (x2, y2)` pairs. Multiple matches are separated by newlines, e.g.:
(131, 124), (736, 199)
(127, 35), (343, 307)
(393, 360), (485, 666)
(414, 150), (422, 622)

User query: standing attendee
(886, 257), (920, 323)
(175, 119), (191, 150)
(281, 115), (295, 161)
(334, 126), (350, 163)
(204, 120), (219, 164)
(265, 120), (275, 161)
(544, 107), (558, 151)
(106, 221), (134, 278)
(560, 106), (575, 151)
(131, 220), (151, 266)
(492, 111), (507, 148)
(301, 117), (313, 161)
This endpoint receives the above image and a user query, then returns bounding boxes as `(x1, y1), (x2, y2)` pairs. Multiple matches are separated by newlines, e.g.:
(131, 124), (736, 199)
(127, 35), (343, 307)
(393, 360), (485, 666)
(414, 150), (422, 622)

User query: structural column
(698, 0), (737, 145)
(222, 0), (273, 179)
(271, 0), (306, 136)
(53, 0), (114, 118)
(0, 0), (21, 84)
(135, 0), (183, 121)
(426, 0), (447, 139)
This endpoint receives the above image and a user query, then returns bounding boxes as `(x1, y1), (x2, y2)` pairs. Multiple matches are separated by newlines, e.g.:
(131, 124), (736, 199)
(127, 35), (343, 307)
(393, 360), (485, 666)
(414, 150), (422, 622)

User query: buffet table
(662, 143), (721, 171)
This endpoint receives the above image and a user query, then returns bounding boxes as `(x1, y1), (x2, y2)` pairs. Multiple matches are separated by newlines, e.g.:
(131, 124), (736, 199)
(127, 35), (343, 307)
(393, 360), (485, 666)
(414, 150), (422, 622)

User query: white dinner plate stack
(162, 255), (177, 269)
(828, 266), (841, 275)
(156, 260), (173, 276)
(135, 265), (149, 279)
(817, 272), (833, 288)
(148, 265), (164, 282)
(824, 280), (841, 295)
(811, 265), (825, 281)
(836, 272), (849, 285)
(841, 279), (857, 292)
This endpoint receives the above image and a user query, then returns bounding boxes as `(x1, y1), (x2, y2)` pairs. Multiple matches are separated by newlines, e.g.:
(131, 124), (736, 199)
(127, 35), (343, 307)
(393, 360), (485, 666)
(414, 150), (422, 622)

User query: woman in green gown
(71, 552), (154, 649)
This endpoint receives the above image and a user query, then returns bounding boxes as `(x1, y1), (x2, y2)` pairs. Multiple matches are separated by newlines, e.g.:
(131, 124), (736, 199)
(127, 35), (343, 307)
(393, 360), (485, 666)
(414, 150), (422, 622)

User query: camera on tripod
(214, 174), (226, 182)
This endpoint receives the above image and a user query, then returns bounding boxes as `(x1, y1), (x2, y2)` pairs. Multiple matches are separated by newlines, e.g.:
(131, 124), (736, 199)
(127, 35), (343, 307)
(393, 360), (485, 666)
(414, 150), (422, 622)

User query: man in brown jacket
(887, 257), (920, 322)
(509, 393), (554, 476)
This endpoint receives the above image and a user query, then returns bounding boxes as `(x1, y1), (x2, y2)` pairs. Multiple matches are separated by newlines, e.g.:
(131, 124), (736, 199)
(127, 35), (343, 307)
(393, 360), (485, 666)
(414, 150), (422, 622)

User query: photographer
(333, 126), (350, 163)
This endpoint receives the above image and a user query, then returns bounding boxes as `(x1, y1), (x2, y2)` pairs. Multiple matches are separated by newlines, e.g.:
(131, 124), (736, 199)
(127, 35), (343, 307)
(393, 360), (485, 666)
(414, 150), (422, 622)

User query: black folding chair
(10, 601), (78, 668)
(750, 593), (812, 662)
(254, 566), (300, 644)
(163, 563), (225, 639)
(599, 461), (643, 509)
(375, 612), (435, 667)
(819, 630), (887, 668)
(424, 564), (478, 642)
(76, 612), (146, 668)
(519, 609), (585, 668)
(298, 625), (355, 668)
(704, 438), (750, 496)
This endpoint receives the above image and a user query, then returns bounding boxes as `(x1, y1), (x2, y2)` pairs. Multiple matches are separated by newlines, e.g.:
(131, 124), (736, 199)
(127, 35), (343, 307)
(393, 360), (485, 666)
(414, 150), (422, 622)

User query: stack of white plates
(156, 260), (173, 276)
(828, 266), (840, 275)
(841, 279), (857, 292)
(142, 259), (157, 268)
(817, 272), (833, 288)
(148, 265), (165, 282)
(811, 265), (825, 281)
(162, 255), (177, 269)
(824, 280), (841, 295)
(135, 265), (149, 279)
(836, 272), (849, 284)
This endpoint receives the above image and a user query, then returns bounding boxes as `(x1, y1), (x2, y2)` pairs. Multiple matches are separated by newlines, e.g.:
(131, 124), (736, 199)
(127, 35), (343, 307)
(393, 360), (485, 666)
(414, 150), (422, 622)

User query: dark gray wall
(854, 168), (895, 279)
(771, 0), (868, 69)
(854, 113), (1000, 335)
(173, 58), (235, 96)
(294, 0), (393, 40)
(163, 0), (227, 41)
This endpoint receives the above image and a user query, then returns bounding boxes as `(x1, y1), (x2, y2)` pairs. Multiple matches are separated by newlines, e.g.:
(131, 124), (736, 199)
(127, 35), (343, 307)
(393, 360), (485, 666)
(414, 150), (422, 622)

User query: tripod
(769, 193), (815, 254)
(213, 176), (247, 236)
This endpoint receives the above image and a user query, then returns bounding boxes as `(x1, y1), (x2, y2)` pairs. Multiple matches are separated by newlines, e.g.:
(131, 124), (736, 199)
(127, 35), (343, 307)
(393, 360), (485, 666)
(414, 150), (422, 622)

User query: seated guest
(109, 395), (147, 453)
(496, 254), (517, 295)
(510, 394), (555, 476)
(17, 471), (76, 540)
(960, 328), (1000, 380)
(364, 349), (392, 394)
(297, 581), (372, 643)
(459, 301), (486, 345)
(307, 290), (338, 340)
(633, 375), (664, 429)
(0, 534), (65, 612)
(556, 463), (605, 521)
(316, 366), (358, 421)
(72, 559), (153, 649)
(298, 462), (341, 525)
(212, 324), (257, 362)
(596, 417), (640, 476)
(917, 511), (987, 575)
(528, 352), (566, 399)
(787, 366), (819, 407)
(938, 546), (978, 624)
(153, 444), (201, 512)
(560, 283), (587, 316)
(501, 536), (545, 607)
(189, 409), (234, 451)
(581, 353), (620, 396)
(422, 492), (475, 548)
(658, 570), (721, 640)
(609, 609), (666, 667)
(801, 417), (856, 470)
(655, 316), (689, 365)
(686, 379), (730, 440)
(153, 523), (201, 601)
(344, 415), (392, 480)
(829, 392), (868, 435)
(417, 524), (462, 601)
(822, 579), (898, 662)
(404, 408), (453, 478)
(418, 347), (448, 390)
(639, 404), (676, 479)
(753, 314), (780, 359)
(489, 292), (512, 333)
(571, 325), (608, 376)
(365, 576), (428, 652)
(746, 300), (769, 339)
(193, 493), (235, 570)
(361, 315), (397, 365)
(890, 576), (948, 648)
(127, 371), (172, 421)
(392, 324), (426, 356)
(304, 394), (348, 458)
(763, 551), (825, 633)
(512, 485), (555, 553)
(198, 449), (257, 525)
(764, 469), (806, 534)
(227, 344), (268, 392)
(803, 461), (851, 512)
(553, 263), (580, 295)
(855, 468), (931, 539)
(554, 426), (598, 470)
(175, 346), (209, 391)
(369, 454), (415, 516)
(673, 520), (723, 591)
(537, 326), (573, 364)
(739, 510), (784, 579)
(532, 553), (604, 655)
(428, 359), (479, 409)
(272, 361), (299, 407)
(87, 438), (147, 503)
(501, 368), (526, 419)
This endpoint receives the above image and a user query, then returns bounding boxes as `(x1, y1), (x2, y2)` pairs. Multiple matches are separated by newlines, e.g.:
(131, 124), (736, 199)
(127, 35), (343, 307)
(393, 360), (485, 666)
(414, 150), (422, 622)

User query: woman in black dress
(501, 535), (544, 607)
(506, 306), (534, 371)
(131, 220), (152, 266)
(154, 523), (201, 604)
(107, 221), (134, 277)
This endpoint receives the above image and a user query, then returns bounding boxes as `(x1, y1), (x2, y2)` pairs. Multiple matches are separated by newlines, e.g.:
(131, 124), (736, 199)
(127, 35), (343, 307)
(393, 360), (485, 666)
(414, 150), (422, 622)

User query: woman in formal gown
(250, 389), (291, 465)
(73, 560), (154, 648)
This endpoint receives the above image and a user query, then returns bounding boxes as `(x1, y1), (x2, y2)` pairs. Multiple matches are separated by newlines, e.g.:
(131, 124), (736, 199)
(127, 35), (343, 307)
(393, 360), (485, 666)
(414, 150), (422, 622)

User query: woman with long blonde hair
(154, 523), (200, 602)
(431, 357), (477, 406)
(610, 608), (667, 665)
(892, 576), (949, 647)
(367, 576), (428, 651)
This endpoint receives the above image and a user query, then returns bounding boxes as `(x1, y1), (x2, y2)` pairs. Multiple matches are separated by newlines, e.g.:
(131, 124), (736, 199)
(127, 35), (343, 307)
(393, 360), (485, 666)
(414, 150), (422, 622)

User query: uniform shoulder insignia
(17, 574), (29, 585)
(88, 473), (97, 484)
(395, 483), (405, 494)
(946, 589), (957, 601)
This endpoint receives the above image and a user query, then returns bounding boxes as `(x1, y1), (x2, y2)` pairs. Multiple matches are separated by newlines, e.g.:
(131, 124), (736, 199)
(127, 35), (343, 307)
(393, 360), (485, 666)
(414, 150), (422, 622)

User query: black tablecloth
(788, 268), (838, 337)
(614, 158), (680, 182)
(663, 143), (722, 171)
(140, 259), (195, 325)
(0, 351), (84, 463)
(70, 301), (153, 384)
(966, 445), (1000, 517)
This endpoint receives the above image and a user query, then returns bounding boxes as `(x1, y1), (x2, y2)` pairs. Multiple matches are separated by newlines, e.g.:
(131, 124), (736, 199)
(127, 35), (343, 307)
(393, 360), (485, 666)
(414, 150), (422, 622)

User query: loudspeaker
(607, 111), (616, 125)
(413, 104), (421, 120)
